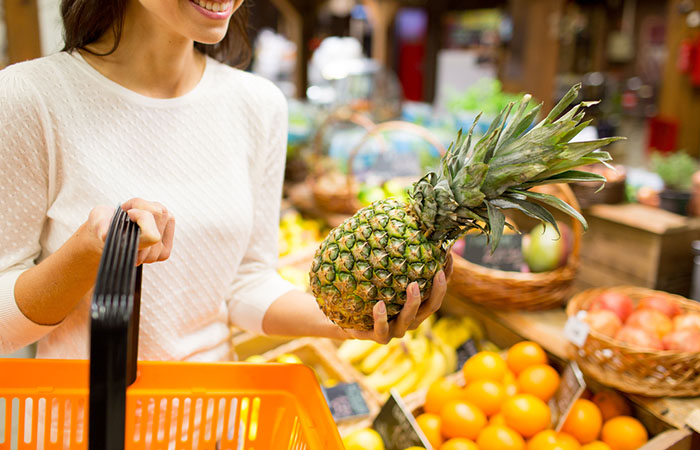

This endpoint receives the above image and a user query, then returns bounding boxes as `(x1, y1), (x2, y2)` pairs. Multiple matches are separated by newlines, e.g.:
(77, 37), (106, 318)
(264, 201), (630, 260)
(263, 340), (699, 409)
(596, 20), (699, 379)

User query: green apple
(522, 222), (570, 273)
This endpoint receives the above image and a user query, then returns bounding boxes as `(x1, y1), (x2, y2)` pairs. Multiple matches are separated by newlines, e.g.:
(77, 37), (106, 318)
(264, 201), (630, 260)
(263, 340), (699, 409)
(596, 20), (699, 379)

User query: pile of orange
(415, 341), (649, 450)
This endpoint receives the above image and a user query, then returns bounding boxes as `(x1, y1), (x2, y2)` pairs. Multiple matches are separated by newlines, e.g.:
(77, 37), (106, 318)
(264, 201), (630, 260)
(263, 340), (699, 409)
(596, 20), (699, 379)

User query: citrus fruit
(600, 416), (648, 450)
(526, 430), (580, 450)
(476, 425), (525, 450)
(561, 399), (602, 444)
(489, 413), (506, 426)
(581, 442), (612, 450)
(517, 364), (560, 402)
(463, 379), (506, 416)
(440, 400), (487, 440)
(425, 378), (466, 415)
(591, 390), (631, 422)
(439, 438), (479, 450)
(502, 394), (551, 438)
(342, 428), (385, 450)
(506, 341), (548, 374)
(415, 413), (443, 449)
(462, 352), (508, 384)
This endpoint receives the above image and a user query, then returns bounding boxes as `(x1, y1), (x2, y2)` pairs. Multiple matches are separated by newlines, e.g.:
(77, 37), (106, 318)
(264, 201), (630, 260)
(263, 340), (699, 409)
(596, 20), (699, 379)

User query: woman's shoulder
(0, 53), (71, 100)
(206, 58), (287, 109)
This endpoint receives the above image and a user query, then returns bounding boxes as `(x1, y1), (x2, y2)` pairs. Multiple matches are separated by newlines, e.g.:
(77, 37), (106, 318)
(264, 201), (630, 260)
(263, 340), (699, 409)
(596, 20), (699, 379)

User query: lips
(189, 0), (233, 18)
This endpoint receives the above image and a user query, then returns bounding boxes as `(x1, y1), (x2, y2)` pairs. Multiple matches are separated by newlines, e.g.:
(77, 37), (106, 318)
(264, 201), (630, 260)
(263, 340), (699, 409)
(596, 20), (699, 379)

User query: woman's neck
(80, 1), (206, 99)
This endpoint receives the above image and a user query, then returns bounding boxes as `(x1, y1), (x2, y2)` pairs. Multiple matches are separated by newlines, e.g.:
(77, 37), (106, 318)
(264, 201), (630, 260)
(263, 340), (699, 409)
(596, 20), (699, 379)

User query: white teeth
(196, 0), (230, 12)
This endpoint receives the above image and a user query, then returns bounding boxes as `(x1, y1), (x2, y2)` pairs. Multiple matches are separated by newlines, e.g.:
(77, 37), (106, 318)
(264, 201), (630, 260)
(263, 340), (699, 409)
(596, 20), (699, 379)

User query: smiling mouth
(191, 0), (233, 13)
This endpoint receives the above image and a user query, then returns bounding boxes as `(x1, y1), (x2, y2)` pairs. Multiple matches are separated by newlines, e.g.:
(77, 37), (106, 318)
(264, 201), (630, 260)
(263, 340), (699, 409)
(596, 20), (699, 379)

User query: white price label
(563, 311), (590, 347)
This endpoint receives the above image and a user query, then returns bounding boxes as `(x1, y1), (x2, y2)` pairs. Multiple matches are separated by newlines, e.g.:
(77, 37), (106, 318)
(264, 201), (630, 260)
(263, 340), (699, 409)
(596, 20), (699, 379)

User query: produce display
(310, 84), (619, 331)
(582, 290), (700, 352)
(336, 315), (489, 398)
(278, 210), (327, 257)
(344, 342), (651, 450)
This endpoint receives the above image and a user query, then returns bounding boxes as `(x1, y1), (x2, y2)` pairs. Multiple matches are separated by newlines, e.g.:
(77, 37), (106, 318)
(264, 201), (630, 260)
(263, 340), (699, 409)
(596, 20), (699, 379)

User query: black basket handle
(88, 206), (142, 450)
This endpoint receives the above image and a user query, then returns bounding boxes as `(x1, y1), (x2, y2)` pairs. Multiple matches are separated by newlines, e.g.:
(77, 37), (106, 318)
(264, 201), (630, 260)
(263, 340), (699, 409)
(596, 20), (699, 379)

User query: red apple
(637, 296), (681, 318)
(614, 327), (663, 351)
(662, 329), (700, 352)
(673, 313), (700, 332)
(589, 292), (635, 322)
(584, 310), (622, 338)
(625, 309), (673, 338)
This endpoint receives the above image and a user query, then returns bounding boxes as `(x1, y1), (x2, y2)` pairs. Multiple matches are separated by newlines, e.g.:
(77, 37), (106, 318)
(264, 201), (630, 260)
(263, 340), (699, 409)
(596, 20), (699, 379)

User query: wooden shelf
(441, 292), (700, 434)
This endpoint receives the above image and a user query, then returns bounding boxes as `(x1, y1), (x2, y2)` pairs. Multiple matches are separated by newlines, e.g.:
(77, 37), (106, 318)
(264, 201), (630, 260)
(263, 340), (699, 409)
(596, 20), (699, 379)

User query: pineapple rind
(310, 199), (446, 331)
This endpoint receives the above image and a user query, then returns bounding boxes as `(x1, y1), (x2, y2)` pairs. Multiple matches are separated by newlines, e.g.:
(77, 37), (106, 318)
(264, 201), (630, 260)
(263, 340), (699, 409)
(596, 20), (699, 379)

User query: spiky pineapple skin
(310, 199), (447, 331)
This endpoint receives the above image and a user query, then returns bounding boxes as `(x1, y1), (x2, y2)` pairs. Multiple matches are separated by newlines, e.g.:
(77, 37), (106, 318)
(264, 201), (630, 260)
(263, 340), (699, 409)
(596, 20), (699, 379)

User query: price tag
(463, 234), (524, 272)
(321, 382), (370, 422)
(456, 338), (480, 370)
(372, 390), (433, 450)
(563, 311), (590, 347)
(551, 362), (587, 431)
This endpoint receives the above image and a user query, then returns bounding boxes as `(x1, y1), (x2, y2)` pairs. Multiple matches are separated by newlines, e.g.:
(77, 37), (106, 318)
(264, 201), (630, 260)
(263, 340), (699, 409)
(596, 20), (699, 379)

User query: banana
(337, 339), (380, 364)
(406, 335), (431, 364)
(369, 344), (406, 375)
(393, 367), (422, 397)
(359, 340), (399, 374)
(436, 337), (458, 374)
(413, 345), (448, 391)
(365, 353), (414, 392)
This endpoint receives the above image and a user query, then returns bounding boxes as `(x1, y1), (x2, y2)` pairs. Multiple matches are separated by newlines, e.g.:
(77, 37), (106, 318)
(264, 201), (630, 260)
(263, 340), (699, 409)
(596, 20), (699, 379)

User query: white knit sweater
(0, 51), (296, 361)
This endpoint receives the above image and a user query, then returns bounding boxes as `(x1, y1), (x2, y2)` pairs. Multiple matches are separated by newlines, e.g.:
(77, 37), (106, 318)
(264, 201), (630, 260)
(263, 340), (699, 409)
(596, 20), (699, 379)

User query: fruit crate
(259, 337), (384, 436)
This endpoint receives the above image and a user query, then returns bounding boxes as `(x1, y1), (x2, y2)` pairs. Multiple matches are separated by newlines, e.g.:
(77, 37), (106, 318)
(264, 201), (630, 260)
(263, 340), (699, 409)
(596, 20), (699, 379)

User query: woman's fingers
(372, 302), (391, 344)
(392, 282), (421, 337)
(412, 270), (447, 327)
(444, 253), (454, 280)
(122, 198), (170, 237)
(126, 208), (161, 247)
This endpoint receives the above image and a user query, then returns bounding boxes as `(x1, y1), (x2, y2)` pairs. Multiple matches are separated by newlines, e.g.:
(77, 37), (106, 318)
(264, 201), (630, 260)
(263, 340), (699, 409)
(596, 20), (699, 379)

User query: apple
(589, 292), (635, 323)
(521, 222), (571, 273)
(662, 329), (700, 352)
(625, 309), (673, 338)
(673, 313), (700, 332)
(637, 296), (681, 318)
(614, 327), (663, 351)
(584, 310), (622, 338)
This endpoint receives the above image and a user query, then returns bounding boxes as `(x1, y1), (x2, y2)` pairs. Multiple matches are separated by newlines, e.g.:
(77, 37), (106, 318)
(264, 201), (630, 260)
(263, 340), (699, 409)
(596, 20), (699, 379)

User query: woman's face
(135, 0), (245, 44)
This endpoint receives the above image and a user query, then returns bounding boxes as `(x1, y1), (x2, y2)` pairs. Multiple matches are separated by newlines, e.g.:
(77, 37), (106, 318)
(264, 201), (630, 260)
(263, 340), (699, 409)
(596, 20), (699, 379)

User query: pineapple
(310, 84), (620, 330)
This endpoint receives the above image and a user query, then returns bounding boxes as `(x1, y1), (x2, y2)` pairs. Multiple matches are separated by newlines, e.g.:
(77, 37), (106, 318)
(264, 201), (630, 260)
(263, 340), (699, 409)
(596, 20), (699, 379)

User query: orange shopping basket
(0, 208), (344, 450)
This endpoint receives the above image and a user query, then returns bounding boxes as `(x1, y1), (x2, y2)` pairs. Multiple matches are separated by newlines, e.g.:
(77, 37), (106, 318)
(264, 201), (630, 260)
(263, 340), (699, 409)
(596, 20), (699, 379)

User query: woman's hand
(85, 198), (175, 265)
(343, 253), (453, 344)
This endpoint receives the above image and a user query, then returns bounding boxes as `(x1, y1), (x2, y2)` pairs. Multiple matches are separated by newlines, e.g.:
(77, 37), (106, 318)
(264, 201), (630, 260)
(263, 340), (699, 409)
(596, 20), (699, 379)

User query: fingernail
(377, 301), (386, 313)
(438, 271), (446, 284)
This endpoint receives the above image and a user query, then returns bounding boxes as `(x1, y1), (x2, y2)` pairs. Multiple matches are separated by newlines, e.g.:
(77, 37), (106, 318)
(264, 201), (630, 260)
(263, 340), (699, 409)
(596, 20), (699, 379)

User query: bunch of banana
(278, 210), (326, 257)
(430, 315), (484, 349)
(337, 316), (466, 398)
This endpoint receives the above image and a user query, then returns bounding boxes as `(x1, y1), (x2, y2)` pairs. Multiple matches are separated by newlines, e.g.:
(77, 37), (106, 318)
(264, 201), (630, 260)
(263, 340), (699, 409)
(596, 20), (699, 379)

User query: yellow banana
(365, 353), (414, 393)
(413, 345), (448, 391)
(337, 339), (380, 364)
(359, 340), (399, 374)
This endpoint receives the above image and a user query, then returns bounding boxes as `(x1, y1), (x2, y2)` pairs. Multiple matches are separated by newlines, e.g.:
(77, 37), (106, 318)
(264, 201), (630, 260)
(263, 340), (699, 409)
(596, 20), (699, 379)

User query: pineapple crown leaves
(409, 83), (625, 251)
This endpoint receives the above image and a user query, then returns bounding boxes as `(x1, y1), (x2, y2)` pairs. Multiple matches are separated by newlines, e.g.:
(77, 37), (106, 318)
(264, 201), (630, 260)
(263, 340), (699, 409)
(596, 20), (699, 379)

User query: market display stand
(441, 292), (700, 448)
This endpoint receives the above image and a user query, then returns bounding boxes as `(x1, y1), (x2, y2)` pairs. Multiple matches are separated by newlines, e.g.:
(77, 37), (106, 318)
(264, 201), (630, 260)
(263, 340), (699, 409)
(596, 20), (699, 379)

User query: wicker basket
(566, 286), (700, 397)
(449, 183), (583, 310)
(571, 178), (626, 209)
(308, 113), (446, 215)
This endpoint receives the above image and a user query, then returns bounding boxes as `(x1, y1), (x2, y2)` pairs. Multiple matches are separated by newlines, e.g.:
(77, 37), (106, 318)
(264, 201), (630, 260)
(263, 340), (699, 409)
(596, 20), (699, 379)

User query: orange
(462, 352), (508, 384)
(439, 438), (479, 450)
(517, 364), (560, 402)
(425, 378), (466, 415)
(506, 341), (548, 375)
(591, 390), (631, 422)
(502, 394), (550, 438)
(440, 400), (487, 440)
(601, 416), (648, 450)
(415, 413), (443, 449)
(463, 379), (506, 416)
(476, 425), (525, 450)
(489, 413), (506, 426)
(581, 442), (613, 450)
(561, 399), (602, 444)
(527, 430), (580, 450)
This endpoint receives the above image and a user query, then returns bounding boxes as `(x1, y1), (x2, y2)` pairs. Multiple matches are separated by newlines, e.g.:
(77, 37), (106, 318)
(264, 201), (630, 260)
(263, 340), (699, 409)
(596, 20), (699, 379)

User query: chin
(192, 28), (229, 45)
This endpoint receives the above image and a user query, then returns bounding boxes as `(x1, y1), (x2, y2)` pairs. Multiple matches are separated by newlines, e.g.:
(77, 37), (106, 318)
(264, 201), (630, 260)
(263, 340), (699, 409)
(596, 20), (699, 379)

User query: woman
(0, 0), (448, 360)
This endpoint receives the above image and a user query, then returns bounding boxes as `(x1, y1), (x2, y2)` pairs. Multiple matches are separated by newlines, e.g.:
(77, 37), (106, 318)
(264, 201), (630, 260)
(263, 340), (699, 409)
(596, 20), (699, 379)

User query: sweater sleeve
(0, 66), (58, 354)
(227, 81), (296, 334)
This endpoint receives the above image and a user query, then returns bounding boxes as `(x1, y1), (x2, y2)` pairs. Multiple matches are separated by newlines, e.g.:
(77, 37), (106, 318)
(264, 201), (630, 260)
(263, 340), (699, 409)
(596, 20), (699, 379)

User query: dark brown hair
(60, 0), (251, 68)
